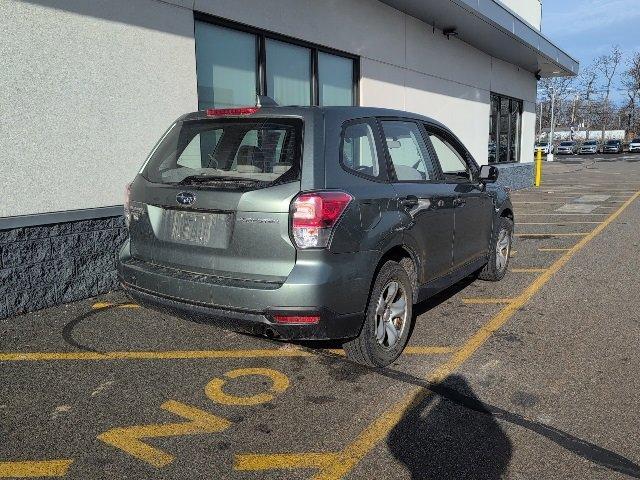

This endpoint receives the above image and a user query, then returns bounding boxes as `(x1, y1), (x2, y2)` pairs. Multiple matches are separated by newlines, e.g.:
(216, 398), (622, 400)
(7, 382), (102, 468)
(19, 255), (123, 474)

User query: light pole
(548, 87), (557, 162)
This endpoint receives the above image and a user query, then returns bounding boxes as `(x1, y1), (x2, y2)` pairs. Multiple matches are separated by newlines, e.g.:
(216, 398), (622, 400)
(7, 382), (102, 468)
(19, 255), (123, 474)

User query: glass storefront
(489, 93), (522, 163)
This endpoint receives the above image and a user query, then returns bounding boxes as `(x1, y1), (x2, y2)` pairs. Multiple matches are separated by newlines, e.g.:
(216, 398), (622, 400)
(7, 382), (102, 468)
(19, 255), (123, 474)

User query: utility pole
(548, 86), (556, 162)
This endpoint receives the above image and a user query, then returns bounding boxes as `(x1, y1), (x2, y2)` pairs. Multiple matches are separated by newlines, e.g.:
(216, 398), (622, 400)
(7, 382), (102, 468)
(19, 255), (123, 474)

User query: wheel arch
(371, 244), (420, 302)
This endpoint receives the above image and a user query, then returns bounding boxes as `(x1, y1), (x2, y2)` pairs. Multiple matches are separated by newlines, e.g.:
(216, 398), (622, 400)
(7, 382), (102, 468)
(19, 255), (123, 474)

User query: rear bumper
(117, 241), (372, 340)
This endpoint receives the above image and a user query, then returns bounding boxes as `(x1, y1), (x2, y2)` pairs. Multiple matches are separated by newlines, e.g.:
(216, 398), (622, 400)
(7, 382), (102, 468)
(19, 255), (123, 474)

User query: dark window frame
(489, 92), (523, 164)
(194, 12), (360, 107)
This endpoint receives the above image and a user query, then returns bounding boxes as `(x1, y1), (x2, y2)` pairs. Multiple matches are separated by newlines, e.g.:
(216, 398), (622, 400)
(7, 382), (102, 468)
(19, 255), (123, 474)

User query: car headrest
(237, 145), (265, 170)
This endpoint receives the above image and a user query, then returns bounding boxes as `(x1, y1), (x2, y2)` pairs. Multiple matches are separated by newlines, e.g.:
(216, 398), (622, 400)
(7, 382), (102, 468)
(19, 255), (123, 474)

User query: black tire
(343, 261), (413, 367)
(478, 217), (514, 281)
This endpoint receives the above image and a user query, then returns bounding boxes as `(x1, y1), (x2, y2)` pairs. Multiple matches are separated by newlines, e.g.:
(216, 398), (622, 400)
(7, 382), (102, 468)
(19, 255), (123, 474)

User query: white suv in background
(629, 138), (640, 153)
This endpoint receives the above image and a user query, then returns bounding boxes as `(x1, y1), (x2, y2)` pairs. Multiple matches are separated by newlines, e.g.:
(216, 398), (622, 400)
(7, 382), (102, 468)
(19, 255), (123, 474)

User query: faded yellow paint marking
(91, 302), (139, 310)
(235, 453), (339, 471)
(538, 248), (572, 252)
(403, 346), (455, 355)
(0, 460), (73, 478)
(235, 190), (640, 480)
(327, 346), (453, 356)
(515, 232), (589, 237)
(0, 345), (456, 363)
(205, 368), (289, 406)
(98, 400), (231, 468)
(517, 222), (602, 225)
(510, 268), (547, 273)
(0, 348), (312, 362)
(462, 298), (513, 305)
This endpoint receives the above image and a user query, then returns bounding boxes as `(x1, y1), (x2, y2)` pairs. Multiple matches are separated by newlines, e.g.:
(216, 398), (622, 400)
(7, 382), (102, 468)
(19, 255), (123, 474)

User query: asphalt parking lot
(1, 153), (640, 479)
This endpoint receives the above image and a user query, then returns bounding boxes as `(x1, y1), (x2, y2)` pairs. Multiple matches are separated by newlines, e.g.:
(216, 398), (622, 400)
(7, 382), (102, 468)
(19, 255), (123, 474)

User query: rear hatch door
(128, 115), (303, 283)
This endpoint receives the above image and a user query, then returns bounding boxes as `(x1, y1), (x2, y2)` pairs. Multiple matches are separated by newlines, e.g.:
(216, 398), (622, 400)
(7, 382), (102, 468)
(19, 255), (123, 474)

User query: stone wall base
(0, 216), (127, 319)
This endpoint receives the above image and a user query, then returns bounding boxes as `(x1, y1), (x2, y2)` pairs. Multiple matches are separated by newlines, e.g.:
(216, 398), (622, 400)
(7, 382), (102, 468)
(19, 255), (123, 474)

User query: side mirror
(479, 165), (499, 183)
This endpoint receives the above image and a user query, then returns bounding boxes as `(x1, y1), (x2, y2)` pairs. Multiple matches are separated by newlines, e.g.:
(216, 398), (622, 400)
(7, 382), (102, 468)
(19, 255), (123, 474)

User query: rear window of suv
(141, 118), (302, 189)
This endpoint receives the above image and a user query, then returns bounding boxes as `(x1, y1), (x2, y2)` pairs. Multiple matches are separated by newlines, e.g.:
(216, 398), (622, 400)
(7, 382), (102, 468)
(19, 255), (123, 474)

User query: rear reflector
(206, 107), (259, 117)
(273, 314), (320, 325)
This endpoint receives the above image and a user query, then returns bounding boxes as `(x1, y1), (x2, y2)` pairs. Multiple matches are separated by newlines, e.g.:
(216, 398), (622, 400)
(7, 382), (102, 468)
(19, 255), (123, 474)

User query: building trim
(379, 0), (578, 77)
(0, 206), (124, 230)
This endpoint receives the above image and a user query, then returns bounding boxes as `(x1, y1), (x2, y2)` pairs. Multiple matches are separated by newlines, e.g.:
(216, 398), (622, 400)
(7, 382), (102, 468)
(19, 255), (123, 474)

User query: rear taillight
(206, 107), (260, 117)
(124, 183), (132, 227)
(291, 191), (352, 249)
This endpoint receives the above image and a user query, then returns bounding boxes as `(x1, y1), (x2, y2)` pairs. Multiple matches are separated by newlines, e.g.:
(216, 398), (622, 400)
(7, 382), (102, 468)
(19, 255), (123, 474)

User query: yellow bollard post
(535, 148), (542, 187)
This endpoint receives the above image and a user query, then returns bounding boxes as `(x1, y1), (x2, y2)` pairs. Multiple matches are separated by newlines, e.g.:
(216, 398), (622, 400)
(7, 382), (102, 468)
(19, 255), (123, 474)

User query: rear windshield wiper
(176, 175), (263, 185)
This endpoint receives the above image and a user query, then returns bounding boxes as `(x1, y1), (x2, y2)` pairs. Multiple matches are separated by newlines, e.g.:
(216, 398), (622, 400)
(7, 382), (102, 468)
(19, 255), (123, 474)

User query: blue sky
(542, 0), (640, 94)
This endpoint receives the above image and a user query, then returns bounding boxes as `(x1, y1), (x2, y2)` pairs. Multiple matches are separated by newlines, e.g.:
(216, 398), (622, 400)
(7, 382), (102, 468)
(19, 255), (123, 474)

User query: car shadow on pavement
(387, 374), (512, 479)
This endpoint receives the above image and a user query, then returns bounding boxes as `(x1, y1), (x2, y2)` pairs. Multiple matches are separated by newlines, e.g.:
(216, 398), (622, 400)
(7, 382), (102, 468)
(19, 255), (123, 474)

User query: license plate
(165, 210), (231, 248)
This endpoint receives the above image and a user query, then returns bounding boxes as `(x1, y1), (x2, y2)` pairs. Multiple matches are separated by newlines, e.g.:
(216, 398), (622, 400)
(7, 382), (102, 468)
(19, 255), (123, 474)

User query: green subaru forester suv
(118, 100), (514, 367)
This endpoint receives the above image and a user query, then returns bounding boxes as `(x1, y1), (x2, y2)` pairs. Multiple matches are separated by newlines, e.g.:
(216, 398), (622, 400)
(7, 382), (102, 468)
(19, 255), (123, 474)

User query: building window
(489, 93), (522, 163)
(194, 15), (358, 110)
(318, 52), (354, 106)
(194, 23), (257, 109)
(266, 39), (312, 106)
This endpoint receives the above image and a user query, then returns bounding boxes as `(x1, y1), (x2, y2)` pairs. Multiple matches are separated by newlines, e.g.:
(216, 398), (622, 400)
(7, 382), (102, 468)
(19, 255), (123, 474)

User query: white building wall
(0, 0), (198, 218)
(0, 0), (538, 218)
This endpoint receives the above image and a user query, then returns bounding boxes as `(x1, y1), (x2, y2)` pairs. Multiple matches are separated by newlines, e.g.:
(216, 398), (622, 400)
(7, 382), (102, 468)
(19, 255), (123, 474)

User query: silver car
(579, 140), (600, 154)
(556, 141), (577, 155)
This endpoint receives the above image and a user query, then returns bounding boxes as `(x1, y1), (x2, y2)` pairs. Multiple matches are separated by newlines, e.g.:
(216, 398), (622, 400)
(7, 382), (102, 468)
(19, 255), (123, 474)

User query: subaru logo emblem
(176, 191), (196, 206)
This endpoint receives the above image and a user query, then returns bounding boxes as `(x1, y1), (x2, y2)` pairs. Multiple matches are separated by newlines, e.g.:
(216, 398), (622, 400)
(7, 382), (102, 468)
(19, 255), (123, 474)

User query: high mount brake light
(291, 191), (352, 249)
(205, 107), (260, 117)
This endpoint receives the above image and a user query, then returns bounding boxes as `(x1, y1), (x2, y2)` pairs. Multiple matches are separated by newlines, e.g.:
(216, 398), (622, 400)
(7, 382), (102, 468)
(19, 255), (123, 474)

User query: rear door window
(142, 118), (302, 189)
(340, 121), (383, 179)
(380, 120), (437, 182)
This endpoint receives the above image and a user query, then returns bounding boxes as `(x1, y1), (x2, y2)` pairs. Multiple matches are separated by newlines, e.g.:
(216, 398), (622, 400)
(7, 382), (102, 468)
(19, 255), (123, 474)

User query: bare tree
(622, 51), (640, 135)
(578, 63), (599, 139)
(596, 46), (623, 140)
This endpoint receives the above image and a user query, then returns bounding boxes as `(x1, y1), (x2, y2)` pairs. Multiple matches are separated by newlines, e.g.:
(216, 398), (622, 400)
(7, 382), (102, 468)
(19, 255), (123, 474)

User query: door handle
(399, 195), (419, 208)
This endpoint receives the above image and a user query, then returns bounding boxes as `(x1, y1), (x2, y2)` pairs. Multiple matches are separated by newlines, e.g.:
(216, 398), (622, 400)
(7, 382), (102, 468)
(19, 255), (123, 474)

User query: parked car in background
(603, 139), (623, 154)
(534, 141), (554, 155)
(118, 101), (514, 367)
(578, 140), (600, 154)
(556, 141), (577, 155)
(629, 138), (640, 153)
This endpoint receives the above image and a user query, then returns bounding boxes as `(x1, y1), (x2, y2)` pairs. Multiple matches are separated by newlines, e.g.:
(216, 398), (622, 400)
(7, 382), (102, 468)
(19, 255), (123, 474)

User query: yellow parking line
(510, 268), (547, 273)
(462, 298), (513, 304)
(517, 222), (602, 225)
(515, 233), (589, 237)
(0, 349), (314, 362)
(0, 460), (73, 478)
(92, 302), (140, 310)
(0, 346), (454, 363)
